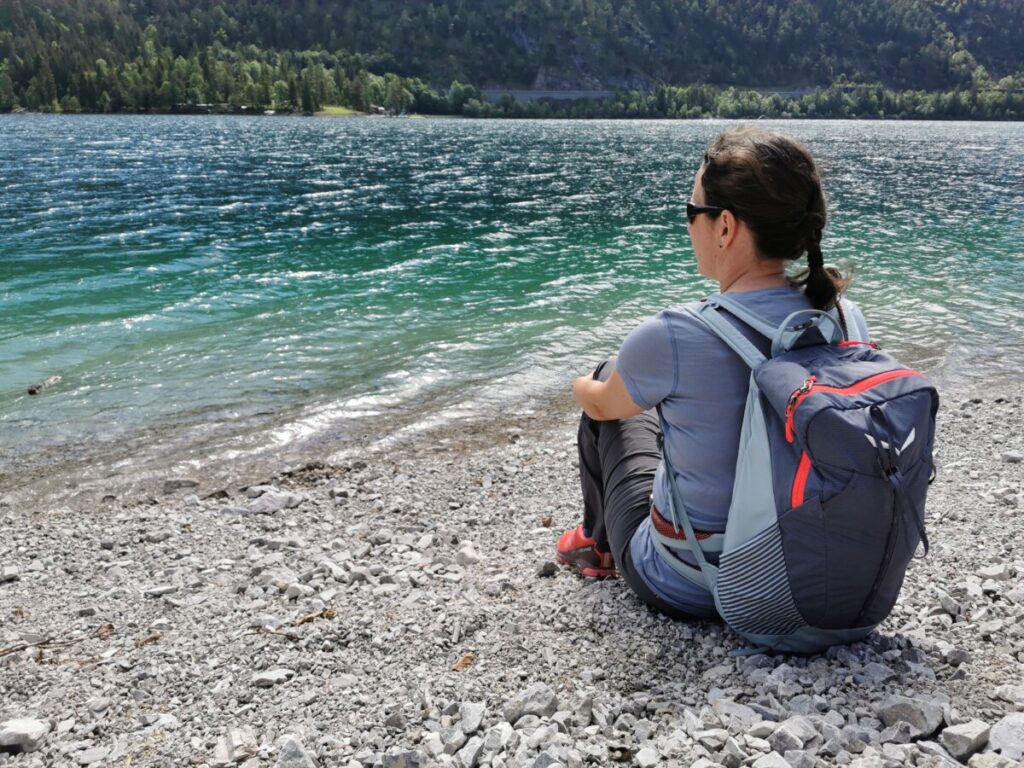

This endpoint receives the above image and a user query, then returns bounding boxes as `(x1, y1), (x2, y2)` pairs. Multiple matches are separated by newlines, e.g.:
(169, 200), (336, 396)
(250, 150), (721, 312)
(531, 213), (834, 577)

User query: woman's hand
(572, 368), (645, 422)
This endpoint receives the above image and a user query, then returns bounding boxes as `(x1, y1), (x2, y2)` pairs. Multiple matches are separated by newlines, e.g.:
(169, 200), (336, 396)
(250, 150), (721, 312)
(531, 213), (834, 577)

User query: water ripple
(1, 116), (1022, 485)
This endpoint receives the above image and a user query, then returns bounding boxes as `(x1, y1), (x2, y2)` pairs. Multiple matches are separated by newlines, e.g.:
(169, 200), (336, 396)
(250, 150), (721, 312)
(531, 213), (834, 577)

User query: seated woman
(557, 127), (868, 620)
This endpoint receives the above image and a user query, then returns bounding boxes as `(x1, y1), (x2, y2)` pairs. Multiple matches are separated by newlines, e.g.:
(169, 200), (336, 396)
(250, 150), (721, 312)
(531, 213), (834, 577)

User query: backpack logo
(864, 428), (916, 456)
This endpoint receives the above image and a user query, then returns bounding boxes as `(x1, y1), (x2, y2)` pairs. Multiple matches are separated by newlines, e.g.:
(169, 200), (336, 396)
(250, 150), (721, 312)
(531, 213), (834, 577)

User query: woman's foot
(556, 525), (618, 578)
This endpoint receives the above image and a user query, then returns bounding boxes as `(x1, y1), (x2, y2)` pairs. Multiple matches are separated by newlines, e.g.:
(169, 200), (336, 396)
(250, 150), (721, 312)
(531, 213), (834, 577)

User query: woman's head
(689, 127), (846, 309)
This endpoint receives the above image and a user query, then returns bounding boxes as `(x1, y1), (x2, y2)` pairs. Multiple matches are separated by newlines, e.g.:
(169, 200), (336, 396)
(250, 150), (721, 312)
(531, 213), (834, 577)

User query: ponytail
(701, 128), (850, 311)
(798, 221), (847, 311)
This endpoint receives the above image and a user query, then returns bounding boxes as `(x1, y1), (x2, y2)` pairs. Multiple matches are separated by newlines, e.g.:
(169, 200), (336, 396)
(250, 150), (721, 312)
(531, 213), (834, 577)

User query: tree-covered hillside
(1, 0), (1022, 116)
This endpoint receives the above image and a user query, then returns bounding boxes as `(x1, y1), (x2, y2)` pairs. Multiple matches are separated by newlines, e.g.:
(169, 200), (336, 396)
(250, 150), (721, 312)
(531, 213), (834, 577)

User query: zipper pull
(785, 375), (816, 443)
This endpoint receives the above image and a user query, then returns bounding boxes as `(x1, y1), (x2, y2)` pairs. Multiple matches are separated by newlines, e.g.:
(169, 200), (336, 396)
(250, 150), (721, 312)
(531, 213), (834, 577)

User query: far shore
(3, 109), (1022, 123)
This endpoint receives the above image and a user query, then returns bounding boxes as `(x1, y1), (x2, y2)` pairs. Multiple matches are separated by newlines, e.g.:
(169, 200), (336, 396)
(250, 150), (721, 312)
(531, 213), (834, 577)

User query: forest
(1, 0), (1022, 118)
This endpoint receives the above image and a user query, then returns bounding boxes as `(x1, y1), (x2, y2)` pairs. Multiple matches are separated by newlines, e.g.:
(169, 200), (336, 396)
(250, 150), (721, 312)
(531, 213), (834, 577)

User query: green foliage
(0, 0), (1020, 118)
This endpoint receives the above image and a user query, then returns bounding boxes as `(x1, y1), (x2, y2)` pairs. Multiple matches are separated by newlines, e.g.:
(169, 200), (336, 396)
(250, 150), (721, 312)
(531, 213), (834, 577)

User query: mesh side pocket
(717, 522), (806, 637)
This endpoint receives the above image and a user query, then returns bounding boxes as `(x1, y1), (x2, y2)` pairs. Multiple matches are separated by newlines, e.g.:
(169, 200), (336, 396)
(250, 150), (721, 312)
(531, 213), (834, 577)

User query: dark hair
(700, 128), (848, 310)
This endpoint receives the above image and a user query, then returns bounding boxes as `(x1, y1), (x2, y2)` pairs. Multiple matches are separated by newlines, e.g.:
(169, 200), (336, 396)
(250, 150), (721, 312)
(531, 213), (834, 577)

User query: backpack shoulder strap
(689, 303), (767, 370)
(706, 294), (779, 338)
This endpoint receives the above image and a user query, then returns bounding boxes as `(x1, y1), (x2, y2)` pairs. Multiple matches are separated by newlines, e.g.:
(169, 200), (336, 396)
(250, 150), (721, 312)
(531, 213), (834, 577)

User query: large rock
(940, 720), (990, 760)
(503, 684), (559, 723)
(989, 713), (1024, 761)
(0, 718), (50, 753)
(875, 695), (944, 738)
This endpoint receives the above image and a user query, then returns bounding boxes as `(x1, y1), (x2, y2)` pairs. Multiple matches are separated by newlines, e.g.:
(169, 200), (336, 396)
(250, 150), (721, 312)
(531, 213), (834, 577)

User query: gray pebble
(0, 718), (50, 753)
(275, 736), (318, 768)
(252, 668), (295, 687)
(504, 683), (559, 723)
(940, 720), (990, 761)
(875, 695), (944, 738)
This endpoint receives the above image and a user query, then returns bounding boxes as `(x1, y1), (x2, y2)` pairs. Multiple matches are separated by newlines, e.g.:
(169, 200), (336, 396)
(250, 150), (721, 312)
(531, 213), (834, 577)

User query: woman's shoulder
(641, 288), (869, 342)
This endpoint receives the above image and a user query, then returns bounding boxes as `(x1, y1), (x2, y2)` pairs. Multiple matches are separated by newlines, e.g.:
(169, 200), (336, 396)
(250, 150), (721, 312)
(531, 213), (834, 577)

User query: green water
(1, 116), (1022, 485)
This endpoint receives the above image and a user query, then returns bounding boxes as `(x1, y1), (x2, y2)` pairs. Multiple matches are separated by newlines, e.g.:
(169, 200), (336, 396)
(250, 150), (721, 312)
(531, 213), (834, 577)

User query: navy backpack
(652, 294), (939, 653)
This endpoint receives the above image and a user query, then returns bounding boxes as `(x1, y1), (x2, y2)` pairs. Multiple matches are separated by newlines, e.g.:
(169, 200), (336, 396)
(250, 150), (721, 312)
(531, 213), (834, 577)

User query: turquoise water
(1, 116), (1022, 485)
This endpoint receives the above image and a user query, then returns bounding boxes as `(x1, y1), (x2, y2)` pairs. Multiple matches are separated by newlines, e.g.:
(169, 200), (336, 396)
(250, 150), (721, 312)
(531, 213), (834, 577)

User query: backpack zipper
(786, 368), (924, 507)
(784, 369), (923, 443)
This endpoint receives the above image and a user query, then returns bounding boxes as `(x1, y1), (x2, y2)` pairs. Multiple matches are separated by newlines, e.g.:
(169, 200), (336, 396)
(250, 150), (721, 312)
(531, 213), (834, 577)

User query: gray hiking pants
(576, 359), (701, 621)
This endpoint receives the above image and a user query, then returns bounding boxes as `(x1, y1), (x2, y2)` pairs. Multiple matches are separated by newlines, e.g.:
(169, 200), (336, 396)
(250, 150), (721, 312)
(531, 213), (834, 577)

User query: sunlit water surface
(1, 116), (1021, 492)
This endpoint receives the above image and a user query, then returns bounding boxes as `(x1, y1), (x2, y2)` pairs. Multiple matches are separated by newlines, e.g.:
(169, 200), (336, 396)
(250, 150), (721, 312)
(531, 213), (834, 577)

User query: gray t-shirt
(616, 286), (869, 615)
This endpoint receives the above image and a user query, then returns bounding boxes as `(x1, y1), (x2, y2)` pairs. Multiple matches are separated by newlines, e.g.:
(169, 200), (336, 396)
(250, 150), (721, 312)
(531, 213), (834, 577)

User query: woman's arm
(572, 368), (645, 422)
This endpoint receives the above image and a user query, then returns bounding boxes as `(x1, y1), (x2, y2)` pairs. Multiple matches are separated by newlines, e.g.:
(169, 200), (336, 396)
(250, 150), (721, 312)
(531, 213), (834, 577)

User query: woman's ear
(718, 209), (739, 249)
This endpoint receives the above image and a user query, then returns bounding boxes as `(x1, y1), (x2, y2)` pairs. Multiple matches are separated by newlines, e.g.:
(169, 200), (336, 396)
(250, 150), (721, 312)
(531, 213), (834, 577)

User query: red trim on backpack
(837, 340), (880, 349)
(785, 369), (923, 443)
(792, 451), (813, 508)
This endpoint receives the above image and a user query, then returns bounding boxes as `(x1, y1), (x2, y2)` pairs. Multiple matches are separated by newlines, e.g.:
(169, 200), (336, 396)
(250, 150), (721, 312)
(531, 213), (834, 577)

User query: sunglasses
(686, 202), (726, 222)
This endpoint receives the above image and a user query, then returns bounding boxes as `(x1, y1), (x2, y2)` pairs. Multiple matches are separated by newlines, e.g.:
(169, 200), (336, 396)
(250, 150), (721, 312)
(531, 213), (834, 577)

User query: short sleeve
(615, 315), (676, 409)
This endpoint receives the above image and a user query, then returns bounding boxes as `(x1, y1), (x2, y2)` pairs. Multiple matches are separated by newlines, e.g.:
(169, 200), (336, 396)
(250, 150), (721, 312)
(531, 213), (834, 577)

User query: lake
(1, 116), (1022, 492)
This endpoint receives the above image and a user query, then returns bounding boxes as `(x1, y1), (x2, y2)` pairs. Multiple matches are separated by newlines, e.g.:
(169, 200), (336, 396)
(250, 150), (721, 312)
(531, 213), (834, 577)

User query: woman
(557, 127), (869, 619)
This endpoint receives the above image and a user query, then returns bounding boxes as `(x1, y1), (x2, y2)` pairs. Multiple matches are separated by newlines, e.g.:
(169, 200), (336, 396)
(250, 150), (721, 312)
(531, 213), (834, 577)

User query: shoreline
(4, 112), (1024, 123)
(3, 362), (1018, 519)
(0, 379), (1021, 765)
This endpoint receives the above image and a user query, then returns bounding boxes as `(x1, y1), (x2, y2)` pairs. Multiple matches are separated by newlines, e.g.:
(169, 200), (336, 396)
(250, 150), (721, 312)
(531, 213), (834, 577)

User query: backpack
(652, 294), (939, 653)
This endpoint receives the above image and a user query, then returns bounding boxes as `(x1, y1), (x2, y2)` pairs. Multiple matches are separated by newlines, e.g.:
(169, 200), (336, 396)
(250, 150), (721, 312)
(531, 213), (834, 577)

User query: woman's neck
(719, 270), (789, 293)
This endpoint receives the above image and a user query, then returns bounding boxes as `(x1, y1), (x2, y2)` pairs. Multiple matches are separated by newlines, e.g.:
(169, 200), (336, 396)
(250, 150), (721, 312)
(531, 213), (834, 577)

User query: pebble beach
(1, 384), (1022, 768)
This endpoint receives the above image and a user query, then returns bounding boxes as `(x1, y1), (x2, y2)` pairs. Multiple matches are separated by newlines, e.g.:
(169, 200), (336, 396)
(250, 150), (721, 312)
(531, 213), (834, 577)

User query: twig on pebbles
(293, 607), (336, 626)
(0, 623), (115, 658)
(240, 627), (300, 641)
(239, 607), (336, 641)
(134, 631), (161, 648)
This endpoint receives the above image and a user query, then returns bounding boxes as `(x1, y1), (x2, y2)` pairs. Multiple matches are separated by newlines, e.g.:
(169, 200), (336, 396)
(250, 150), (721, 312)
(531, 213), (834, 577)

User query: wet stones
(163, 478), (199, 494)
